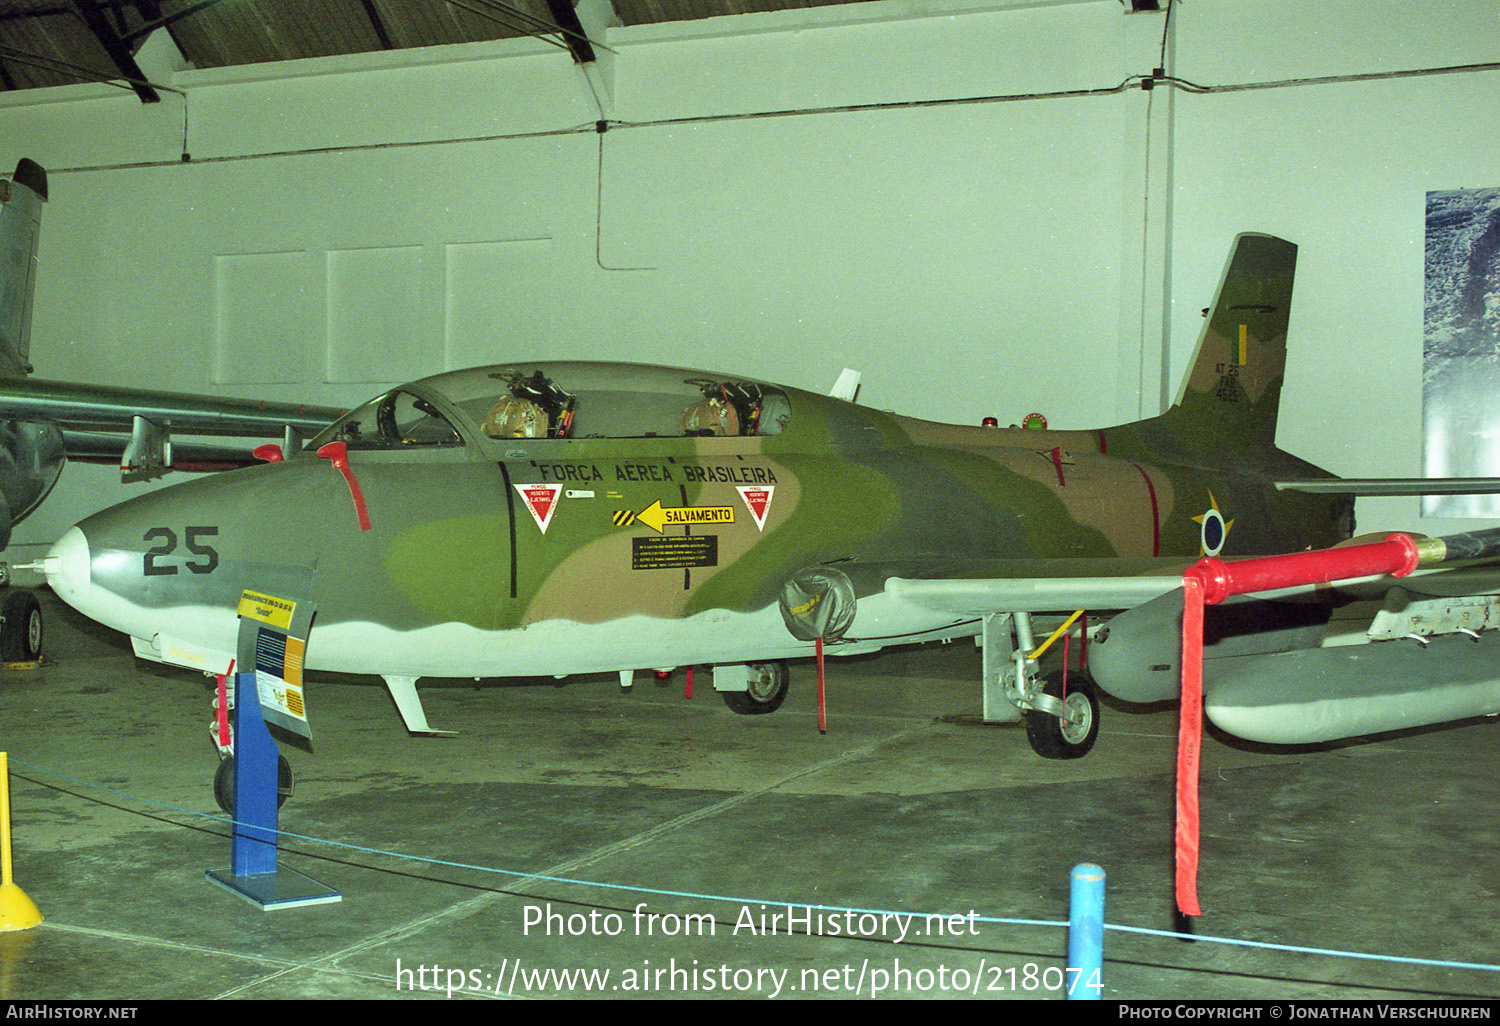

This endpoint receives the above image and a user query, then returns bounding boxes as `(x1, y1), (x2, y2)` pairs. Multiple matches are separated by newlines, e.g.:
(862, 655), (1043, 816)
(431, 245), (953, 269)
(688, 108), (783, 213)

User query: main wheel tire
(721, 661), (789, 715)
(1025, 671), (1100, 760)
(0, 590), (42, 663)
(213, 753), (294, 814)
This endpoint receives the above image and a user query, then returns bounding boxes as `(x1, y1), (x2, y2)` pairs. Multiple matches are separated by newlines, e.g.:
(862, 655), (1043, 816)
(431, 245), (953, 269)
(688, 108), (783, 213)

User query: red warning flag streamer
(216, 660), (235, 749)
(816, 636), (827, 735)
(1176, 534), (1423, 917)
(1175, 574), (1207, 916)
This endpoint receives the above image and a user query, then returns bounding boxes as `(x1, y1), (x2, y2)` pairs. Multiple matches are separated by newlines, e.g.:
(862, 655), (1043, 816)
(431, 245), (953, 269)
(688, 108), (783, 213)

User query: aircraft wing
(887, 551), (1500, 747)
(0, 158), (342, 483)
(0, 378), (340, 432)
(0, 379), (342, 480)
(60, 430), (283, 473)
(885, 559), (1188, 614)
(1198, 561), (1500, 744)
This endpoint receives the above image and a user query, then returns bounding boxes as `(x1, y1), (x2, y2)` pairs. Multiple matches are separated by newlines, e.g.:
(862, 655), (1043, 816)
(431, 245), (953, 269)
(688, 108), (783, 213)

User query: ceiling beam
(0, 6), (72, 23)
(71, 0), (159, 102)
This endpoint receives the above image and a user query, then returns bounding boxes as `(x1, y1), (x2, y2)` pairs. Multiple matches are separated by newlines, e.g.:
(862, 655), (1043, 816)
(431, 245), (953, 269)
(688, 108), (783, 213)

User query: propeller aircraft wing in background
(0, 159), (340, 660)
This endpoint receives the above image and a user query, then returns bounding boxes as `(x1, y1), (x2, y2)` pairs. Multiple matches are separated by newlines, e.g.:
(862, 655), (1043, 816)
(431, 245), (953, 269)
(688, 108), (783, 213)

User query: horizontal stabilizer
(1205, 631), (1500, 744)
(1279, 478), (1500, 496)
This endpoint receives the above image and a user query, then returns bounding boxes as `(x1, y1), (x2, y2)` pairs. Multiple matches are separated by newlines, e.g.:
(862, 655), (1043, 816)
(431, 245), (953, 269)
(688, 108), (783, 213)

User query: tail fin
(0, 159), (46, 381)
(1167, 233), (1297, 449)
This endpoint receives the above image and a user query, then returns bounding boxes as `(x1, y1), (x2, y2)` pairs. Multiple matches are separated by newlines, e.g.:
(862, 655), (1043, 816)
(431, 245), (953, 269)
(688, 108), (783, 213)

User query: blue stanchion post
(229, 671), (280, 876)
(1067, 863), (1105, 1000)
(206, 666), (341, 910)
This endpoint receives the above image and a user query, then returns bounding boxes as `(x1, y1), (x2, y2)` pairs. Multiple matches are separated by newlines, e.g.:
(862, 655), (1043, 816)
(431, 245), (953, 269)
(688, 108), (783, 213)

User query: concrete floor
(0, 589), (1496, 1001)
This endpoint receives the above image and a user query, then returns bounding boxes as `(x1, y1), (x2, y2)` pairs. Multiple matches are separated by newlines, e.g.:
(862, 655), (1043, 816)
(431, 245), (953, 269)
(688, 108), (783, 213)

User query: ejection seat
(481, 397), (549, 438)
(678, 396), (740, 436)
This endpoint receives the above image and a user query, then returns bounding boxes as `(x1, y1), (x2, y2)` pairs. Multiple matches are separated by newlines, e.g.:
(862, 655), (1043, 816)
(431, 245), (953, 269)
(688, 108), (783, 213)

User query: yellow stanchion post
(0, 753), (41, 930)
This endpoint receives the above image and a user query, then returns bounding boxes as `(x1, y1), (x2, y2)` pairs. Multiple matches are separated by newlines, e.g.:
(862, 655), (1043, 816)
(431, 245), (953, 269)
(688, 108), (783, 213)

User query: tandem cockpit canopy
(306, 362), (793, 452)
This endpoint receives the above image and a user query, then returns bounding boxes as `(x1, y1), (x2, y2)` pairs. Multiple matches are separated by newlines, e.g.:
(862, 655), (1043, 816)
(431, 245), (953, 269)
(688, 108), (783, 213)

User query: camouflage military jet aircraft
(33, 232), (1348, 752)
(0, 159), (339, 662)
(40, 233), (1500, 774)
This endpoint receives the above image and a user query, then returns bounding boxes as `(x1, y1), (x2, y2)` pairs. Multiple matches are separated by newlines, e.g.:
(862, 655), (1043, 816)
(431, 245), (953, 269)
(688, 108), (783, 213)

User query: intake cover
(779, 566), (856, 642)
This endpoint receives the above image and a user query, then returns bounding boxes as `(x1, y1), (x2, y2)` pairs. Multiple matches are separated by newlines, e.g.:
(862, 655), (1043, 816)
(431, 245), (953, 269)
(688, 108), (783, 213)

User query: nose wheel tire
(1025, 671), (1100, 760)
(721, 661), (789, 715)
(213, 753), (294, 814)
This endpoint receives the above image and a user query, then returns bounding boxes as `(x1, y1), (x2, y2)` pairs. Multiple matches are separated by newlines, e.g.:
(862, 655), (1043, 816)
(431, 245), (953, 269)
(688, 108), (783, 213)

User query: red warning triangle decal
(737, 484), (774, 531)
(515, 482), (563, 533)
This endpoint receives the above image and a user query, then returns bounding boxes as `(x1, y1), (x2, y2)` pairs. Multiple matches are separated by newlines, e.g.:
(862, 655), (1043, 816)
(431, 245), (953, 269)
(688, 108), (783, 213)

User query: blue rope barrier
(10, 757), (1499, 978)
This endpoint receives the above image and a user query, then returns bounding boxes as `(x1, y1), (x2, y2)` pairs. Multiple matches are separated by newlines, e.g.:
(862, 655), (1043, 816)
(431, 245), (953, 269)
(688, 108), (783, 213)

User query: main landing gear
(1023, 669), (1101, 760)
(0, 562), (43, 664)
(719, 660), (790, 715)
(0, 589), (42, 664)
(983, 611), (1101, 759)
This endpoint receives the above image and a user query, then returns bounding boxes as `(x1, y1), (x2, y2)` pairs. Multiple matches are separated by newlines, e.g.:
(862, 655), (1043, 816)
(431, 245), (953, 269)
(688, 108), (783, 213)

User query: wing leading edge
(885, 565), (1186, 615)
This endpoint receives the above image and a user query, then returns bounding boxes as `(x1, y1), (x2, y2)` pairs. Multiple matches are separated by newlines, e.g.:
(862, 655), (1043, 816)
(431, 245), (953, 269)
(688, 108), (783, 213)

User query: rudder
(1167, 233), (1297, 449)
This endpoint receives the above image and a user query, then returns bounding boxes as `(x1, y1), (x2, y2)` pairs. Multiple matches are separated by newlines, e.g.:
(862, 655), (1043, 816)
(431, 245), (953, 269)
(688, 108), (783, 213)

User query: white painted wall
(0, 0), (1493, 561)
(1166, 0), (1500, 535)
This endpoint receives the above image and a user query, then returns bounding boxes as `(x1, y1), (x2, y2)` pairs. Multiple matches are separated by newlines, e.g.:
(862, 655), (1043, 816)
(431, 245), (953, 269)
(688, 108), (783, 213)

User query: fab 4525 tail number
(143, 526), (220, 576)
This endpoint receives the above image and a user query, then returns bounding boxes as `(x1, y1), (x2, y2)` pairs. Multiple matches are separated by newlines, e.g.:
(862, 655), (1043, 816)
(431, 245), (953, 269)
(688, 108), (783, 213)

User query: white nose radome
(43, 526), (90, 607)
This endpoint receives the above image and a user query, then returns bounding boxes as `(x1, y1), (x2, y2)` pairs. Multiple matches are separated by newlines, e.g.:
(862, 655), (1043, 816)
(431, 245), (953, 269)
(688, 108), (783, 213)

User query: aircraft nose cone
(44, 526), (90, 608)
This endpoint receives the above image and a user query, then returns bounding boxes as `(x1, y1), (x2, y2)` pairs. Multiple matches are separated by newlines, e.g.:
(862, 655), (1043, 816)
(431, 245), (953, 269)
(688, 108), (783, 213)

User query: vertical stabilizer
(0, 159), (46, 381)
(1168, 233), (1297, 449)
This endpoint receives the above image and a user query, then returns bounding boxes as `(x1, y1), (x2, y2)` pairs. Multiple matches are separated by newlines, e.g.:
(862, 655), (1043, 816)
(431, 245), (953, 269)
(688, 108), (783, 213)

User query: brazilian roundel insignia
(1192, 491), (1234, 557)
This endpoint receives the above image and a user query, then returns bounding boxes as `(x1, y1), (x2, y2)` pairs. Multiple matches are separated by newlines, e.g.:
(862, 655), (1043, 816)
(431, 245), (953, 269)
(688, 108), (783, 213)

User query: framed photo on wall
(1423, 188), (1500, 517)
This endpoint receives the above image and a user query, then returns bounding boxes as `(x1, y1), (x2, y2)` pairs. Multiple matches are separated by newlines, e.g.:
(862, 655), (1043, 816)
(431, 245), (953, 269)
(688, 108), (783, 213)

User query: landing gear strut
(211, 682), (294, 812)
(985, 611), (1101, 759)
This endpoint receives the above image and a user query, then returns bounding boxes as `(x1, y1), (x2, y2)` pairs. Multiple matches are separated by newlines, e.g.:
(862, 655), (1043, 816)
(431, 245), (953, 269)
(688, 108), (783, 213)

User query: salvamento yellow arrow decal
(634, 499), (735, 534)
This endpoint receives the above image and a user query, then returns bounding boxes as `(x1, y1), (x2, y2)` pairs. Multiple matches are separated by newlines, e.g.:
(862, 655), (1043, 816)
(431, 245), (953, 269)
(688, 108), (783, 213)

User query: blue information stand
(206, 670), (341, 910)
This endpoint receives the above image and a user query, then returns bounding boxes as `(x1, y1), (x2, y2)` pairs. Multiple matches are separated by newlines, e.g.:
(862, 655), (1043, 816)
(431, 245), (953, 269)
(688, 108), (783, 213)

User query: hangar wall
(0, 0), (1494, 560)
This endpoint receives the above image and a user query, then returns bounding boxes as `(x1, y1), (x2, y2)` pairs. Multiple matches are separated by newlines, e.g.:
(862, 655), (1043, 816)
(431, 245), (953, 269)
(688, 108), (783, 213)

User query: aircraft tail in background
(0, 158), (45, 382)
